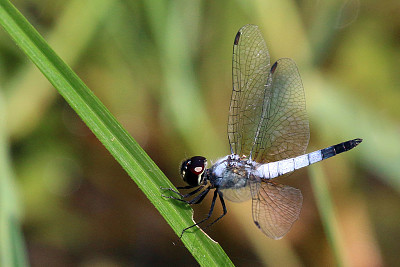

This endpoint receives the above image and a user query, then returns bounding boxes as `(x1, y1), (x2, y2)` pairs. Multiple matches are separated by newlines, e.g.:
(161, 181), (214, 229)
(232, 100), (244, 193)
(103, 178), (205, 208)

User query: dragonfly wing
(228, 24), (309, 162)
(228, 24), (271, 156)
(250, 179), (303, 239)
(251, 58), (310, 163)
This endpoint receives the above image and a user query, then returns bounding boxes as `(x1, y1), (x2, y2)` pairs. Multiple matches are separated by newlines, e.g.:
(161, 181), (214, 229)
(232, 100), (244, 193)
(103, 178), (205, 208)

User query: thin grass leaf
(309, 165), (349, 267)
(0, 1), (233, 265)
(0, 91), (29, 267)
(6, 0), (114, 140)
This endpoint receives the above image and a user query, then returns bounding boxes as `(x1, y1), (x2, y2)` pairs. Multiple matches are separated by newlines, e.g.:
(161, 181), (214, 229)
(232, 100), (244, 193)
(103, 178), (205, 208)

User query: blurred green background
(1, 0), (399, 266)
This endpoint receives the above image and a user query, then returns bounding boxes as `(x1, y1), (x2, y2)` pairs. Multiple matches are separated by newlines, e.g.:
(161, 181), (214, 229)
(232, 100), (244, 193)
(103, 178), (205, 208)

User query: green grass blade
(0, 1), (233, 265)
(309, 165), (349, 267)
(6, 0), (114, 140)
(0, 91), (29, 266)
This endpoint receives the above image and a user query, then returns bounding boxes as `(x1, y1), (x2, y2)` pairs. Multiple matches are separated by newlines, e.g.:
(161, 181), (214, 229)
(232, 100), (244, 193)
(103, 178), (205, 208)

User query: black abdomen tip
(348, 138), (363, 149)
(341, 138), (363, 150)
(353, 138), (363, 145)
(322, 138), (363, 160)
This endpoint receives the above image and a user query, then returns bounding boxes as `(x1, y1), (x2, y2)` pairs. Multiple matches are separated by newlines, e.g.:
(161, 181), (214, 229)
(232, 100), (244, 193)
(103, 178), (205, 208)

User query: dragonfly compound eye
(180, 156), (207, 186)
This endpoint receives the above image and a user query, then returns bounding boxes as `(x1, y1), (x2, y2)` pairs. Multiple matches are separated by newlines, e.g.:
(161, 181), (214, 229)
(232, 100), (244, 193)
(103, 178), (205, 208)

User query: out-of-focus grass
(5, 0), (114, 140)
(309, 164), (349, 267)
(143, 0), (225, 154)
(0, 0), (399, 265)
(0, 1), (233, 265)
(0, 90), (28, 266)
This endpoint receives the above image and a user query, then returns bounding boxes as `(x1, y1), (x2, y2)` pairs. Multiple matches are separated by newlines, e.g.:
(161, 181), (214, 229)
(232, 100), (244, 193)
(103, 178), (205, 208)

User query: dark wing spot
(234, 31), (241, 45)
(254, 221), (261, 228)
(271, 61), (278, 74)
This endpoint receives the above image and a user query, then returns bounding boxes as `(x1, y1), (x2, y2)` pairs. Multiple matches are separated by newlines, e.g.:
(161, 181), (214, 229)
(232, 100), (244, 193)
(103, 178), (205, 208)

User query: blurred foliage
(0, 0), (399, 266)
(0, 0), (233, 264)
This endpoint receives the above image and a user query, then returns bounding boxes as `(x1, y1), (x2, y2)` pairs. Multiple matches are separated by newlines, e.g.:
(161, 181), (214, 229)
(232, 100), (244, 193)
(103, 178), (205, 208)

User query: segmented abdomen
(257, 138), (362, 179)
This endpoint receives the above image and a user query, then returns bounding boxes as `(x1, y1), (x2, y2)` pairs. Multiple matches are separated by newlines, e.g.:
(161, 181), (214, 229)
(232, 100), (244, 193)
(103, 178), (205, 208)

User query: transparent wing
(250, 180), (303, 240)
(228, 24), (271, 156)
(252, 58), (310, 163)
(228, 25), (309, 163)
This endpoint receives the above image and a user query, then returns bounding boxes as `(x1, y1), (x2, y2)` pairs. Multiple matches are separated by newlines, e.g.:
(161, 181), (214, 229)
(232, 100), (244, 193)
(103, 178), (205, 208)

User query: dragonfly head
(180, 156), (207, 186)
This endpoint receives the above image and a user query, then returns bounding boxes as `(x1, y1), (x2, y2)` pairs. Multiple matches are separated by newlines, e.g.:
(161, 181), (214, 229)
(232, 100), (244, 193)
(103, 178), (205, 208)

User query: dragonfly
(163, 24), (362, 240)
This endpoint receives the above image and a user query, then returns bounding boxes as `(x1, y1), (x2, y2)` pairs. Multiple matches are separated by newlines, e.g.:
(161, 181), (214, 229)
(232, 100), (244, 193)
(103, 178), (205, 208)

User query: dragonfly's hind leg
(180, 189), (218, 238)
(203, 190), (227, 230)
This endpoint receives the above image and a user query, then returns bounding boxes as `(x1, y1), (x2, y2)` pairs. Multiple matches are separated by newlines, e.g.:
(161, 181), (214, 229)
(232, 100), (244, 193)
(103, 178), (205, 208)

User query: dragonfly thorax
(209, 155), (259, 189)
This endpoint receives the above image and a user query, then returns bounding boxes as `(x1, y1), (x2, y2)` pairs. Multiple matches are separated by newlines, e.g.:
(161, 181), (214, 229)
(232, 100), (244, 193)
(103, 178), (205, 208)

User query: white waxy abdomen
(256, 150), (323, 179)
(255, 138), (362, 179)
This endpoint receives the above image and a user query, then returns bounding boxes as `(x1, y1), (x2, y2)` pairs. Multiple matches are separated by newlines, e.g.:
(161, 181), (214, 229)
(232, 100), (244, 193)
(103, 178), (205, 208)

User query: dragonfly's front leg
(161, 185), (205, 200)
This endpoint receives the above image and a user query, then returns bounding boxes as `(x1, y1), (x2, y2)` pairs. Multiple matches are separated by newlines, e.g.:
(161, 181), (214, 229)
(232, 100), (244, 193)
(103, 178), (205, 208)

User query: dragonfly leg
(180, 189), (217, 238)
(184, 186), (211, 205)
(176, 185), (198, 190)
(180, 186), (205, 199)
(161, 185), (202, 198)
(203, 190), (227, 230)
(163, 186), (210, 205)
